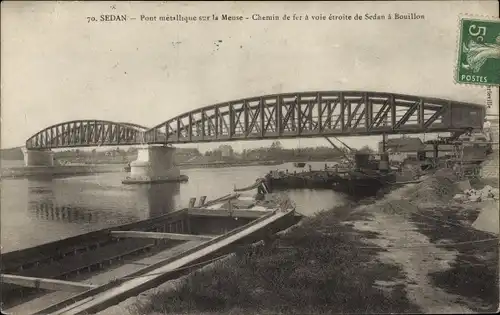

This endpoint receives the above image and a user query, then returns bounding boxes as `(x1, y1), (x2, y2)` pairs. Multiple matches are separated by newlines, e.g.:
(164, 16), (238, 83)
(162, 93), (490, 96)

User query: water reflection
(145, 183), (179, 218)
(0, 177), (180, 252)
(32, 203), (97, 223)
(27, 178), (179, 225)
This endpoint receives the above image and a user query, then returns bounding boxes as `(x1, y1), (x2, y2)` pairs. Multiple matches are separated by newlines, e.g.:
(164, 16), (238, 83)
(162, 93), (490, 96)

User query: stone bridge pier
(128, 145), (182, 183)
(22, 148), (54, 167)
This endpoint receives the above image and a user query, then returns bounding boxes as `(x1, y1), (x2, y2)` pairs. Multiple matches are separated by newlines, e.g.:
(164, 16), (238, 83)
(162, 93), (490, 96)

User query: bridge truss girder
(145, 91), (485, 144)
(26, 120), (148, 150)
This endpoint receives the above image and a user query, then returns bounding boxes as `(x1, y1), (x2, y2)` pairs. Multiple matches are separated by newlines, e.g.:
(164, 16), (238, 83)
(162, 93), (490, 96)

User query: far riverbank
(0, 158), (340, 179)
(0, 164), (124, 179)
(177, 160), (283, 170)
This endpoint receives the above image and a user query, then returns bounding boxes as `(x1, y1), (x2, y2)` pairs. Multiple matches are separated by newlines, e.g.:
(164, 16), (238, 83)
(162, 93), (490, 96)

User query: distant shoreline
(176, 160), (283, 169)
(0, 164), (124, 179)
(0, 158), (341, 179)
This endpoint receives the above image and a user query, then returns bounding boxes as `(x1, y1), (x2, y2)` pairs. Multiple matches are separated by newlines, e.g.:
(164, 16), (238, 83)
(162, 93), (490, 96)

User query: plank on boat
(1, 274), (97, 293)
(110, 231), (215, 241)
(187, 208), (268, 218)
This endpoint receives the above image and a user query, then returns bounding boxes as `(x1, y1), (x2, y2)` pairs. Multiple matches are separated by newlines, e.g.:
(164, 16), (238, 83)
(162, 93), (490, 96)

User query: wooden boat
(293, 162), (306, 168)
(122, 174), (189, 184)
(2, 188), (300, 314)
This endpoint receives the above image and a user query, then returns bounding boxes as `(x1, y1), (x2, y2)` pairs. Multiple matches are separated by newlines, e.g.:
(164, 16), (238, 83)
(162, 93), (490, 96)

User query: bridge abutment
(22, 148), (54, 167)
(127, 145), (183, 183)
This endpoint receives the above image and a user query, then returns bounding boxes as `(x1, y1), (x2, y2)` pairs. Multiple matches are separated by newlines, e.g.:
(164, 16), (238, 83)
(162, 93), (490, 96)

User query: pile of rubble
(402, 168), (459, 204)
(453, 184), (499, 203)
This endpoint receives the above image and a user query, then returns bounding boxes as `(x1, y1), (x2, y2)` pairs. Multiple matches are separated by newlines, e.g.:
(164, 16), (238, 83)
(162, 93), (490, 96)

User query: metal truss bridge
(26, 91), (486, 150)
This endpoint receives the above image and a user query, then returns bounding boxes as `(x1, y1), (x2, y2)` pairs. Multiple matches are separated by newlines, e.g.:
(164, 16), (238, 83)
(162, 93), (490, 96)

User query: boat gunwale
(34, 208), (296, 315)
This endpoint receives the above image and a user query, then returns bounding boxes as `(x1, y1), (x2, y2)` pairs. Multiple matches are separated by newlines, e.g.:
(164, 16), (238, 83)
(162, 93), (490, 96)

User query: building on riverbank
(379, 130), (494, 164)
(378, 137), (424, 161)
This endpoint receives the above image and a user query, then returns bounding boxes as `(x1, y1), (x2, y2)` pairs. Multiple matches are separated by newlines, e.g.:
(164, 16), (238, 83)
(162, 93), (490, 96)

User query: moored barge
(265, 152), (397, 198)
(329, 152), (397, 197)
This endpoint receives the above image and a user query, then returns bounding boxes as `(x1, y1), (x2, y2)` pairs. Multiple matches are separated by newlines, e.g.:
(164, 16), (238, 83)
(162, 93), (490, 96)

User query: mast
(324, 136), (353, 163)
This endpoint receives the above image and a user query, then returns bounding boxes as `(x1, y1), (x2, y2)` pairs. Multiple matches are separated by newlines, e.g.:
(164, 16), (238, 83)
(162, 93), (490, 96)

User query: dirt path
(353, 211), (474, 313)
(349, 170), (500, 314)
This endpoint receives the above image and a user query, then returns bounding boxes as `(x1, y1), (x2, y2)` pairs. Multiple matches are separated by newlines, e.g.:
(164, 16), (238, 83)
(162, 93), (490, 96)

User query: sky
(1, 1), (499, 152)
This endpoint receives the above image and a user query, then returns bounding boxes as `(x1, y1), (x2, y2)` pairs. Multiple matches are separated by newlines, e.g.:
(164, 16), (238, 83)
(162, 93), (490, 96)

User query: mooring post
(188, 197), (196, 208)
(185, 212), (191, 234)
(198, 196), (207, 206)
(382, 133), (387, 152)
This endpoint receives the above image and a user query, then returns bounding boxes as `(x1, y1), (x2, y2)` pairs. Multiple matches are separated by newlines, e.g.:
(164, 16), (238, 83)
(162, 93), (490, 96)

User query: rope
(324, 136), (353, 163)
(332, 136), (354, 152)
(385, 199), (496, 236)
(107, 253), (233, 284)
(454, 256), (499, 268)
(110, 241), (271, 283)
(234, 178), (263, 192)
(356, 237), (498, 250)
(333, 177), (500, 250)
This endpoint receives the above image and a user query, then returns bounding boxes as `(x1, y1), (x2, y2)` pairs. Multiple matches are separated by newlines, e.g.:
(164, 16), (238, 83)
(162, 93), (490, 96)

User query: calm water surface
(1, 162), (347, 253)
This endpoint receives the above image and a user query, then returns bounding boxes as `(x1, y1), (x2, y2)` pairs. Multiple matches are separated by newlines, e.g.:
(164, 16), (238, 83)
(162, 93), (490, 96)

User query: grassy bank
(132, 201), (421, 315)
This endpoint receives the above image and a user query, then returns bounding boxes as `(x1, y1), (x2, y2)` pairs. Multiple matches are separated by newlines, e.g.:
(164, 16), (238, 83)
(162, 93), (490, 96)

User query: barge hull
(331, 173), (397, 198)
(34, 209), (299, 315)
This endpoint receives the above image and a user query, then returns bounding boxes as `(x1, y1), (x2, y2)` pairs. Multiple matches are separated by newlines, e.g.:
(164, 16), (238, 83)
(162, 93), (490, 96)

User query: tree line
(1, 141), (374, 163)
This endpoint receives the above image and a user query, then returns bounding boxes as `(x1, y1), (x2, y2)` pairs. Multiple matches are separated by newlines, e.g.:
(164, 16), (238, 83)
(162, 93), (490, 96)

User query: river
(0, 161), (347, 253)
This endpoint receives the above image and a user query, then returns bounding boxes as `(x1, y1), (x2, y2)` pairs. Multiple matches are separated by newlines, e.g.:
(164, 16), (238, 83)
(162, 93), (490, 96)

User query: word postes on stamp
(457, 18), (500, 86)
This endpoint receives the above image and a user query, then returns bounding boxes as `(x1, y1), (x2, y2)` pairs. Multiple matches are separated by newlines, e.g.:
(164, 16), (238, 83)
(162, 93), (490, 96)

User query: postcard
(1, 1), (498, 314)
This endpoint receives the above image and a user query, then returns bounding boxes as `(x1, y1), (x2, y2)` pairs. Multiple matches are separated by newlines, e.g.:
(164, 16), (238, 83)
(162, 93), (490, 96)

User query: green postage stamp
(456, 18), (500, 86)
